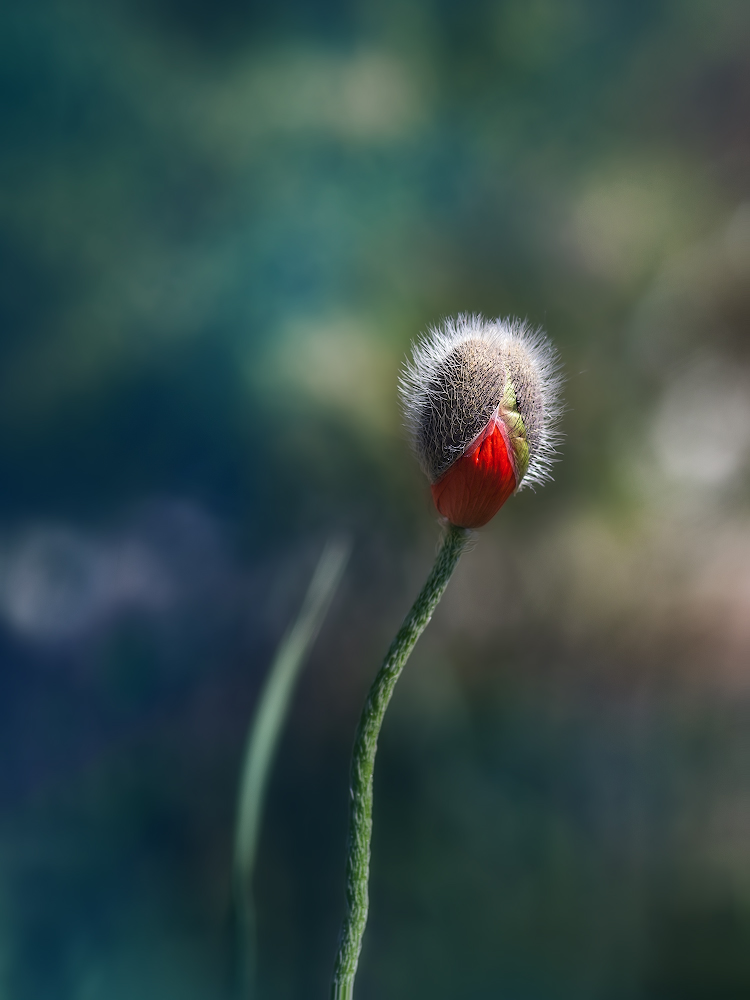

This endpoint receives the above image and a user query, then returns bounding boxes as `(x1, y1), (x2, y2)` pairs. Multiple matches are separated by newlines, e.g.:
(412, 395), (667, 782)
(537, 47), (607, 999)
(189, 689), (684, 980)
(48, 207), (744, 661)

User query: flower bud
(399, 315), (562, 528)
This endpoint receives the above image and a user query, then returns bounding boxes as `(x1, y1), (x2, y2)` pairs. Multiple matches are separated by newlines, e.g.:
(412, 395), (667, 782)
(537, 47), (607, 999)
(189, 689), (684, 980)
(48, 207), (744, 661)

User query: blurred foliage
(0, 0), (749, 997)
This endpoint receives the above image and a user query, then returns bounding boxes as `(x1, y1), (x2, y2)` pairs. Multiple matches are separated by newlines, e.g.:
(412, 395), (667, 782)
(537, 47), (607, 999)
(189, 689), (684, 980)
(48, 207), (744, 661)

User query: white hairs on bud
(399, 314), (563, 489)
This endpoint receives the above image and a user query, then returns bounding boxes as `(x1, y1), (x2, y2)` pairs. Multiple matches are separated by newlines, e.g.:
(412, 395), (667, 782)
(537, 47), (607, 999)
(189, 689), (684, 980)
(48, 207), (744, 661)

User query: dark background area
(1, 0), (750, 997)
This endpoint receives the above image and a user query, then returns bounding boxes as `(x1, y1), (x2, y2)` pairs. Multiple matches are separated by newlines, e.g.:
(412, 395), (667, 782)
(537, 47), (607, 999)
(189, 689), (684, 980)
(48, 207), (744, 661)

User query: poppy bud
(400, 314), (562, 528)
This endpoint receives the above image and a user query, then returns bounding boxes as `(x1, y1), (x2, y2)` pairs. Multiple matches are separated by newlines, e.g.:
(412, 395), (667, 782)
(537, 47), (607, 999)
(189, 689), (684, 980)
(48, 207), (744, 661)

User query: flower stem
(331, 522), (470, 1000)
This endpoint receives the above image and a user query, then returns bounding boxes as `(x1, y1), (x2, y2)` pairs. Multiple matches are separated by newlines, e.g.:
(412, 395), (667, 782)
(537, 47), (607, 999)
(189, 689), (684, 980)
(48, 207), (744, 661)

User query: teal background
(1, 1), (750, 997)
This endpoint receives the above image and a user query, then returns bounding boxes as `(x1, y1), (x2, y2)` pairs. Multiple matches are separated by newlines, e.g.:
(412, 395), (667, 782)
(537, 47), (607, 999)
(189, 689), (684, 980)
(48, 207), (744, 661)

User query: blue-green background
(2, 1), (750, 997)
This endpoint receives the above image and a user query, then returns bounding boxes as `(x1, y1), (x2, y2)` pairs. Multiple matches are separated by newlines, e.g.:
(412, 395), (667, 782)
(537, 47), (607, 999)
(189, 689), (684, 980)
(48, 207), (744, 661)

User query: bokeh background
(2, 0), (750, 997)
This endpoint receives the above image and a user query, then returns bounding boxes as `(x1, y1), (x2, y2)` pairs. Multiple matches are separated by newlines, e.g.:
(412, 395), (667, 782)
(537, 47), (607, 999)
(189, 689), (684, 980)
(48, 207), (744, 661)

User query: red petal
(430, 419), (516, 528)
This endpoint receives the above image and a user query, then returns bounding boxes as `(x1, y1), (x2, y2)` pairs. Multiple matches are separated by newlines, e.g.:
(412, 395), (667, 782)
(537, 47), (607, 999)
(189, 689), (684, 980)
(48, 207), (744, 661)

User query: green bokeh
(1, 0), (749, 997)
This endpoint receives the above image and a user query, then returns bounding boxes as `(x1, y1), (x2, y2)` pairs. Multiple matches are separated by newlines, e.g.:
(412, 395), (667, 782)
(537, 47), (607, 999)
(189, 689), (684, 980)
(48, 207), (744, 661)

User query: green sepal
(500, 377), (530, 484)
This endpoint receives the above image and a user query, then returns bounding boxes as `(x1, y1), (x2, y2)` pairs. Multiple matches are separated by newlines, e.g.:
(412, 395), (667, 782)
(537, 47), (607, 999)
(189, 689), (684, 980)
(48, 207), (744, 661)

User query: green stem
(330, 523), (470, 1000)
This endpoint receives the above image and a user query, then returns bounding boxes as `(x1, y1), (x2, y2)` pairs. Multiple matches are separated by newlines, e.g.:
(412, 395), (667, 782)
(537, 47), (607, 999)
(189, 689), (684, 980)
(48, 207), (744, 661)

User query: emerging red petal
(430, 418), (516, 528)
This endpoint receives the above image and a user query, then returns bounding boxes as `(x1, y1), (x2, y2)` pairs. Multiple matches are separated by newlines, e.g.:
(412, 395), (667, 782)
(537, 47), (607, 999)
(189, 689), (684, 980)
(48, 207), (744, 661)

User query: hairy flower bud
(399, 314), (562, 528)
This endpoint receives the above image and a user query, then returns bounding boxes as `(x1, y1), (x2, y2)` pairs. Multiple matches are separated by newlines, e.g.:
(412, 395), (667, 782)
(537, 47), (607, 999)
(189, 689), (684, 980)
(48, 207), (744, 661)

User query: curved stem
(331, 523), (470, 1000)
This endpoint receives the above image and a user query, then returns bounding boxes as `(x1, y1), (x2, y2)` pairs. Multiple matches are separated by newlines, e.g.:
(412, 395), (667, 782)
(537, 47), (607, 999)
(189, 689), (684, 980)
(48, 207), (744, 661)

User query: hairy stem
(331, 523), (470, 1000)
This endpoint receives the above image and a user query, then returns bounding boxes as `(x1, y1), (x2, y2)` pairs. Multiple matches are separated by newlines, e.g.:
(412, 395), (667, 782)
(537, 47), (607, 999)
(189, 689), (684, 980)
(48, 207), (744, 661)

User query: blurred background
(2, 0), (750, 997)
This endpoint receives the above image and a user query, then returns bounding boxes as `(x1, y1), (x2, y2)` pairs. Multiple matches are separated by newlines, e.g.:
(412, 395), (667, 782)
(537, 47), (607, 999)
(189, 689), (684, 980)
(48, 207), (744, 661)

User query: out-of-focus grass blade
(233, 536), (351, 996)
